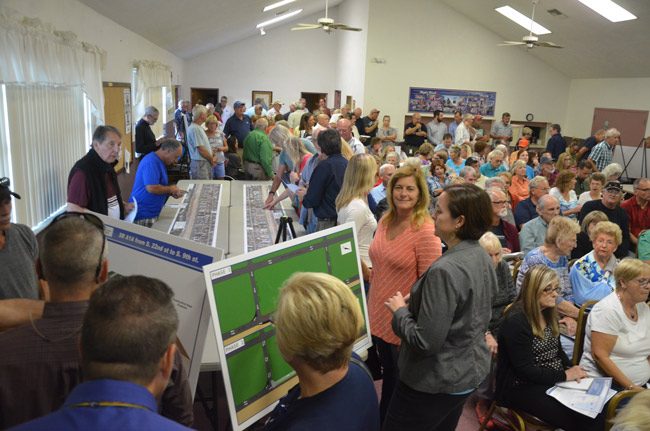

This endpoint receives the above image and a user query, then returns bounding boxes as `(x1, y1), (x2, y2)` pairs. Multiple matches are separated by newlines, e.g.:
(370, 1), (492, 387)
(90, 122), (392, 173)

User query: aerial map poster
(408, 86), (497, 117)
(202, 223), (372, 431)
(168, 183), (222, 248)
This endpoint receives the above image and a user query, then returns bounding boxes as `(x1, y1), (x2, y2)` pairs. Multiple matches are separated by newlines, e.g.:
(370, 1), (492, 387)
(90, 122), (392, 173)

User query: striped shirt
(368, 219), (441, 344)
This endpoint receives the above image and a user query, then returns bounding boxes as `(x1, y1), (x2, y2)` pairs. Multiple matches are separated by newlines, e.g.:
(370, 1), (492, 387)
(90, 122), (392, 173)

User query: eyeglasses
(634, 278), (650, 288)
(47, 211), (106, 279)
(491, 200), (508, 206)
(636, 188), (650, 193)
(543, 286), (562, 294)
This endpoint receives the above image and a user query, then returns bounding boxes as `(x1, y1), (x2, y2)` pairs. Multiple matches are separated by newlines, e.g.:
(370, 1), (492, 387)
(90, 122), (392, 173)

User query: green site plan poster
(203, 223), (372, 431)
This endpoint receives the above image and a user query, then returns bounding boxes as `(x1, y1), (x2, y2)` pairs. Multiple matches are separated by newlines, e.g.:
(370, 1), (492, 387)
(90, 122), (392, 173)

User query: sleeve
(140, 158), (162, 187)
(570, 261), (614, 306)
(260, 141), (274, 178)
(223, 119), (232, 137)
(589, 301), (623, 336)
(414, 224), (442, 277)
(505, 222), (520, 252)
(514, 202), (528, 227)
(500, 312), (568, 385)
(135, 123), (157, 155)
(549, 188), (561, 200)
(426, 123), (435, 143)
(186, 126), (197, 151)
(302, 164), (327, 209)
(519, 224), (535, 254)
(515, 258), (529, 293)
(67, 169), (90, 207)
(392, 266), (456, 355)
(160, 350), (194, 426)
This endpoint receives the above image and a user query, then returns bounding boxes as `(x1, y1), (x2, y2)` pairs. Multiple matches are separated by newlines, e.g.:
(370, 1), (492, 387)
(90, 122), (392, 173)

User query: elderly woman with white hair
(570, 221), (622, 306)
(601, 162), (623, 182)
(480, 149), (507, 178)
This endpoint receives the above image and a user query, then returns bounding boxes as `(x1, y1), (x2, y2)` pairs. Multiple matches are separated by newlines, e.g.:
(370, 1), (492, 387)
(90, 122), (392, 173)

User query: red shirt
(621, 196), (650, 237)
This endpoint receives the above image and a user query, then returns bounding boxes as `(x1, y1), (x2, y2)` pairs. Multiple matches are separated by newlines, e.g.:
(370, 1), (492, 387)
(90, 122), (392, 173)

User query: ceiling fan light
(256, 8), (303, 28)
(262, 0), (296, 13)
(577, 0), (636, 22)
(495, 5), (551, 35)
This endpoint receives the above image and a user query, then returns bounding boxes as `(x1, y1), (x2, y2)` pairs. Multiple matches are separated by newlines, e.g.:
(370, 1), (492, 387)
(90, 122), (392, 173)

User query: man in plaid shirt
(589, 128), (620, 171)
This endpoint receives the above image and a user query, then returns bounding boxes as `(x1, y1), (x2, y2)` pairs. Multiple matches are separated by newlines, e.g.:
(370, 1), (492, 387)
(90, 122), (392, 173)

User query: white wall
(2, 0), (184, 85)
(565, 78), (650, 179)
(363, 0), (571, 139)
(335, 0), (369, 108)
(184, 9), (341, 111)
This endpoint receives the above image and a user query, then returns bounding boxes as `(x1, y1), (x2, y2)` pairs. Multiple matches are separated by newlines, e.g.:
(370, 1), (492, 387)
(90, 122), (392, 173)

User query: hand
(170, 187), (186, 199)
(264, 194), (275, 207)
(565, 365), (587, 382)
(485, 332), (498, 355)
(289, 171), (300, 183)
(263, 199), (277, 210)
(384, 291), (407, 313)
(295, 186), (307, 198)
(211, 157), (217, 167)
(502, 247), (512, 254)
(559, 316), (577, 336)
(123, 202), (135, 215)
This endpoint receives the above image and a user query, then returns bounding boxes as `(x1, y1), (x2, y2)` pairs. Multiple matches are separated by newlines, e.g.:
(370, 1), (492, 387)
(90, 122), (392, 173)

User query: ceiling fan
(291, 0), (362, 33)
(499, 0), (563, 49)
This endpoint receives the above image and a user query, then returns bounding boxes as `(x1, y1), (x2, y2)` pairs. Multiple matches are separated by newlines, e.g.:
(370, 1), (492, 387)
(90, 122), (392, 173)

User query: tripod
(621, 137), (649, 182)
(275, 216), (297, 244)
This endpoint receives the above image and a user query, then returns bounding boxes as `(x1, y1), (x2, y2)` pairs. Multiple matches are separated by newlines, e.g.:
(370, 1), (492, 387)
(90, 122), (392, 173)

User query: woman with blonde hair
(550, 170), (582, 219)
(496, 266), (600, 430)
(571, 209), (609, 259)
(580, 258), (650, 391)
(205, 114), (227, 179)
(556, 152), (576, 174)
(337, 154), (379, 283)
(264, 272), (379, 430)
(509, 160), (530, 210)
(368, 165), (442, 422)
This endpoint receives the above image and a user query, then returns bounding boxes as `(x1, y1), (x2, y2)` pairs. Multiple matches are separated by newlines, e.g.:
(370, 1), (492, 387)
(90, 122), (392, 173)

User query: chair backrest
(568, 258), (577, 269)
(572, 300), (598, 365)
(512, 260), (523, 281)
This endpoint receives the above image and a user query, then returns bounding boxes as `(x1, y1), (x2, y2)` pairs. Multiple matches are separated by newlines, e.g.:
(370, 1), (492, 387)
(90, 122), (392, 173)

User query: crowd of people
(1, 96), (649, 431)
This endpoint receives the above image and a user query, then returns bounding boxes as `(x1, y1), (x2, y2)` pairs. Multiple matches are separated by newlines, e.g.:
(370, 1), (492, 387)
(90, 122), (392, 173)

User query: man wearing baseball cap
(579, 180), (631, 258)
(0, 178), (40, 300)
(223, 101), (253, 147)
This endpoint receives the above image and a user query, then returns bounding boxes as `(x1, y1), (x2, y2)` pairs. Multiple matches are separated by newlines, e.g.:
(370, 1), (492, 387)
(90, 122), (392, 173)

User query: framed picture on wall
(334, 90), (341, 109)
(251, 90), (273, 110)
(408, 87), (496, 117)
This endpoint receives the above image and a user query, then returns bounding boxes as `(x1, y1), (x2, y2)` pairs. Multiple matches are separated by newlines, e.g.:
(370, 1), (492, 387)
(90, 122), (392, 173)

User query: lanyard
(68, 401), (150, 411)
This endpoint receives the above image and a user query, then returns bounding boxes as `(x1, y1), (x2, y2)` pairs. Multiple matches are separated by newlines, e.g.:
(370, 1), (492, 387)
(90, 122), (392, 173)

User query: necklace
(617, 293), (637, 320)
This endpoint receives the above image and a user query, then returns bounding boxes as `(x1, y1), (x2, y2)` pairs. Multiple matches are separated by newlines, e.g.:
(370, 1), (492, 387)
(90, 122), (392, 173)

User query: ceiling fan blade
(330, 23), (362, 31)
(536, 41), (564, 49)
(291, 25), (319, 31)
(294, 23), (319, 27)
(498, 41), (526, 46)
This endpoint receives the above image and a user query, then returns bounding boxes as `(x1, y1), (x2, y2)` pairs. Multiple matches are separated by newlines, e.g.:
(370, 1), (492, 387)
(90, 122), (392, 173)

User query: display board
(95, 213), (224, 394)
(243, 183), (296, 252)
(168, 183), (222, 247)
(202, 223), (371, 431)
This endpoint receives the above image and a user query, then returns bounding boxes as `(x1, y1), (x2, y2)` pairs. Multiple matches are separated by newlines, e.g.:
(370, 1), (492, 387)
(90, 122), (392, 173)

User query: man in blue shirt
(370, 164), (395, 204)
(301, 129), (348, 231)
(514, 176), (550, 229)
(12, 274), (192, 431)
(546, 123), (566, 161)
(130, 139), (185, 228)
(223, 101), (252, 147)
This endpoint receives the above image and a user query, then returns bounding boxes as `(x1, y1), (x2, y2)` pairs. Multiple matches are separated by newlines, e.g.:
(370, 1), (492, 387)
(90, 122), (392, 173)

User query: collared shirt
(130, 151), (169, 220)
(0, 301), (193, 429)
(454, 122), (471, 146)
(220, 105), (234, 125)
(448, 121), (460, 140)
(186, 123), (211, 161)
(348, 137), (365, 155)
(243, 129), (275, 178)
(426, 120), (447, 146)
(480, 163), (507, 178)
(11, 380), (191, 431)
(369, 183), (386, 204)
(570, 250), (617, 306)
(514, 197), (537, 228)
(588, 141), (614, 171)
(223, 114), (252, 144)
(621, 195), (650, 238)
(490, 121), (512, 144)
(519, 216), (548, 254)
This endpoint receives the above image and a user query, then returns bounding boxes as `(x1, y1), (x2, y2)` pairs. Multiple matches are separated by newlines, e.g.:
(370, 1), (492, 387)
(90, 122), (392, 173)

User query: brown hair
(443, 184), (492, 240)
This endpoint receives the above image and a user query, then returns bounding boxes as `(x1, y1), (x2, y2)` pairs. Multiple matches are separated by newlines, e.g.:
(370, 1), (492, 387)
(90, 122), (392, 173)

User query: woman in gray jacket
(384, 184), (498, 431)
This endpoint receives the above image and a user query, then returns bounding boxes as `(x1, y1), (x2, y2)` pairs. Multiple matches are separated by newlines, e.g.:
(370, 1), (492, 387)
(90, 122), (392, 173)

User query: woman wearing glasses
(580, 258), (650, 391)
(496, 265), (602, 430)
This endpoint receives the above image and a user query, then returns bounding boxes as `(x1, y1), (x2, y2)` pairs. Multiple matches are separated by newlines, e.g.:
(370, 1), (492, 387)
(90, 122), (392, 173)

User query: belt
(318, 217), (337, 222)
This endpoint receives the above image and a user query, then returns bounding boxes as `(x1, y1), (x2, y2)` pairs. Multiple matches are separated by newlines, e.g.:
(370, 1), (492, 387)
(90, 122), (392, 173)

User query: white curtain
(0, 7), (104, 226)
(132, 60), (172, 138)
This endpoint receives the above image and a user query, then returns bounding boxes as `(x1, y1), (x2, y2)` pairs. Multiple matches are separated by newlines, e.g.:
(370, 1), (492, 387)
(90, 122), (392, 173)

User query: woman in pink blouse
(368, 165), (442, 423)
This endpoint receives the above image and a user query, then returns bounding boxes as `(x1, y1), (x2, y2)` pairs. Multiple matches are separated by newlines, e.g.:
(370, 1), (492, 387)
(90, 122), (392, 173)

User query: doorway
(301, 92), (327, 113)
(191, 88), (219, 107)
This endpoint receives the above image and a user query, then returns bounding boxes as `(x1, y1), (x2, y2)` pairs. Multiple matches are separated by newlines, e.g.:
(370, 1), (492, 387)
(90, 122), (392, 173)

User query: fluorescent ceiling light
(495, 5), (551, 35)
(256, 9), (302, 28)
(577, 0), (636, 22)
(263, 0), (296, 12)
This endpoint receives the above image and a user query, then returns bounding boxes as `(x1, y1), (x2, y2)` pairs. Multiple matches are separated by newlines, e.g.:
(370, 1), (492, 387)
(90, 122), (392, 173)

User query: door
(301, 92), (327, 113)
(103, 83), (133, 173)
(191, 87), (219, 107)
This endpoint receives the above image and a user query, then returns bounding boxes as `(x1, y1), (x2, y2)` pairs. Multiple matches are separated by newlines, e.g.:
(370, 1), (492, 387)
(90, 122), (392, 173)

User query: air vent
(547, 8), (566, 17)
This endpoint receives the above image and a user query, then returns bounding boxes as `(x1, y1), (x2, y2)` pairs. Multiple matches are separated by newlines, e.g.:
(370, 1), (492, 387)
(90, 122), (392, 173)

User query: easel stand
(275, 216), (297, 244)
(621, 138), (649, 182)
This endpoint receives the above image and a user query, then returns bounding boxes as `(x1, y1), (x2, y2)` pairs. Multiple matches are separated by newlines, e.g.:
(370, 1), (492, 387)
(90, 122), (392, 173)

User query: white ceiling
(77, 0), (650, 79)
(77, 0), (344, 59)
(439, 0), (650, 78)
